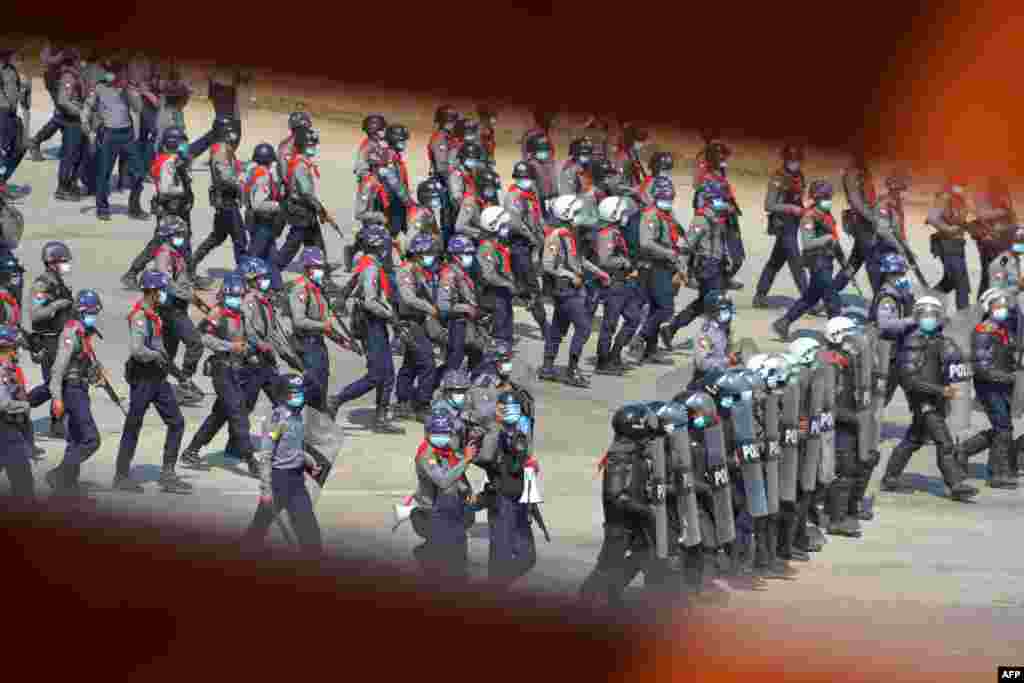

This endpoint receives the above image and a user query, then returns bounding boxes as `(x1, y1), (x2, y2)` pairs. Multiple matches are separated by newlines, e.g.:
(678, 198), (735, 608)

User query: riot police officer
(45, 289), (108, 498)
(957, 288), (1020, 489)
(394, 233), (442, 421)
(191, 116), (247, 274)
(694, 141), (744, 291)
(28, 241), (76, 439)
(278, 111), (312, 174)
(355, 113), (388, 179)
(384, 124), (413, 235)
(115, 270), (192, 494)
(579, 402), (660, 608)
(180, 274), (260, 476)
(831, 152), (882, 296)
(772, 180), (843, 341)
(326, 226), (401, 433)
(787, 337), (827, 554)
(556, 138), (594, 198)
(277, 127), (331, 273)
(409, 178), (445, 242)
(436, 235), (482, 379)
(593, 197), (643, 375)
(0, 324), (33, 500)
(753, 144), (808, 307)
(688, 292), (739, 390)
(288, 247), (331, 412)
(882, 297), (978, 500)
(244, 143), (287, 296)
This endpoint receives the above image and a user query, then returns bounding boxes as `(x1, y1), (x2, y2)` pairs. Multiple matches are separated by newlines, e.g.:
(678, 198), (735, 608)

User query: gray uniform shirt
(81, 82), (141, 136)
(49, 323), (94, 403)
(289, 279), (329, 335)
(245, 164), (282, 215)
(30, 270), (72, 328)
(128, 303), (167, 362)
(685, 213), (727, 262)
(261, 406), (317, 497)
(542, 226), (605, 282)
(154, 247), (194, 303)
(0, 62), (21, 112)
(477, 240), (516, 291)
(455, 197), (485, 240)
(437, 262), (477, 318)
(355, 256), (394, 320)
(395, 261), (437, 319)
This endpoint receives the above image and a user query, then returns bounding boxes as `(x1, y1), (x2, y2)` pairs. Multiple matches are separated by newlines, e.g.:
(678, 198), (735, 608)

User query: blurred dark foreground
(0, 501), (999, 683)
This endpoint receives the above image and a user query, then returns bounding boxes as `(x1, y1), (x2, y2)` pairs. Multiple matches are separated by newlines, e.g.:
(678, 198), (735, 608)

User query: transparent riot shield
(647, 438), (669, 560)
(669, 428), (701, 549)
(730, 395), (769, 518)
(761, 391), (782, 514)
(702, 423), (736, 546)
(944, 307), (978, 437)
(800, 366), (824, 493)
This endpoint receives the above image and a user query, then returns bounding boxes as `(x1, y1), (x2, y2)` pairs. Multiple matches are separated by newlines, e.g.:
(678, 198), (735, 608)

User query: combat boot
(28, 139), (44, 162)
(771, 318), (790, 342)
(949, 481), (979, 502)
(159, 466), (193, 494)
(659, 325), (675, 352)
(120, 270), (142, 291)
(373, 405), (404, 434)
(751, 294), (770, 309)
(880, 444), (916, 492)
(243, 456), (261, 479)
(988, 433), (1018, 489)
(54, 182), (72, 201)
(538, 357), (559, 383)
(594, 353), (624, 376)
(393, 401), (413, 420)
(609, 346), (629, 372)
(957, 429), (992, 471)
(563, 355), (589, 388)
(325, 395), (343, 421)
(45, 465), (67, 492)
(180, 448), (206, 469)
(826, 479), (862, 538)
(112, 474), (145, 493)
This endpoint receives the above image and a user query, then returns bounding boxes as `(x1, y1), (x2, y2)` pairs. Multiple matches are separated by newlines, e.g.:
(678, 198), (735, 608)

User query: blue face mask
(894, 277), (912, 290)
(692, 415), (709, 429)
(448, 393), (466, 409)
(502, 406), (522, 425)
(498, 361), (513, 376)
(993, 308), (1009, 322)
(818, 199), (833, 212)
(224, 296), (242, 310)
(171, 237), (185, 249)
(422, 255), (436, 268)
(258, 278), (271, 292)
(710, 198), (728, 213)
(157, 290), (169, 305)
(720, 396), (735, 409)
(429, 434), (452, 449)
(459, 255), (474, 269)
(1014, 244), (1024, 254)
(919, 317), (940, 334)
(82, 314), (98, 329)
(309, 269), (324, 284)
(286, 393), (305, 409)
(718, 310), (732, 323)
(535, 151), (550, 161)
(430, 199), (443, 210)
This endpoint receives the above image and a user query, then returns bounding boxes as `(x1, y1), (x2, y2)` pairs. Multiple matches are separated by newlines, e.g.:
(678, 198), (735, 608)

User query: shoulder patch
(697, 335), (712, 352)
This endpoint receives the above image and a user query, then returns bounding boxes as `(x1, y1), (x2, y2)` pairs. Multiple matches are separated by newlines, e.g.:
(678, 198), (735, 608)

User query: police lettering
(784, 428), (799, 445)
(947, 362), (970, 381)
(709, 465), (730, 488)
(738, 443), (761, 463)
(767, 442), (781, 459)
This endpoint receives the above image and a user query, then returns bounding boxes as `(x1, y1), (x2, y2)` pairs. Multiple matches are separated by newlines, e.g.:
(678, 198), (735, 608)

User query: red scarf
(487, 240), (512, 272)
(553, 228), (577, 257)
(0, 291), (20, 326)
(352, 255), (392, 296)
(441, 263), (474, 290)
(508, 186), (541, 225)
(151, 152), (175, 183)
(416, 439), (459, 467)
(359, 175), (390, 210)
(296, 276), (324, 319)
(128, 300), (162, 337)
(243, 165), (281, 200)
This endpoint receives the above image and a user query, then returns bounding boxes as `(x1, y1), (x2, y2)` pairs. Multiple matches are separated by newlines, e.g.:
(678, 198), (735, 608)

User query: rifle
(319, 208), (345, 242)
(322, 280), (365, 356)
(892, 236), (930, 289)
(87, 330), (128, 416)
(191, 293), (211, 315)
(529, 503), (551, 543)
(832, 240), (864, 298)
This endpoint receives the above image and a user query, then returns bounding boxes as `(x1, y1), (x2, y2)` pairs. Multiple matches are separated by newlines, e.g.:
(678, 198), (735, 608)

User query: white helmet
(551, 195), (584, 222)
(745, 353), (769, 372)
(913, 295), (945, 315)
(763, 353), (790, 385)
(598, 196), (630, 224)
(480, 206), (510, 235)
(788, 337), (821, 366)
(979, 287), (1012, 312)
(825, 316), (858, 345)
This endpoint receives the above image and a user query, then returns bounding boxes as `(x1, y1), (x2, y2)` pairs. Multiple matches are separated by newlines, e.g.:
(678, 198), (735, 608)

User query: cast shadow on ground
(755, 295), (798, 310)
(344, 407), (408, 434)
(128, 463), (170, 485)
(512, 322), (545, 343)
(902, 472), (973, 500)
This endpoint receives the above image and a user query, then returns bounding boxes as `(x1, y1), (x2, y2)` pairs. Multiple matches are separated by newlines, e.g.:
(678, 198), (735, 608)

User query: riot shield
(1014, 292), (1024, 418)
(731, 397), (769, 518)
(779, 381), (801, 503)
(0, 200), (25, 248)
(761, 391), (782, 515)
(944, 307), (978, 433)
(817, 362), (837, 487)
(647, 438), (669, 560)
(844, 332), (878, 464)
(870, 323), (893, 444)
(800, 367), (823, 493)
(702, 423), (736, 546)
(655, 362), (694, 401)
(669, 428), (701, 548)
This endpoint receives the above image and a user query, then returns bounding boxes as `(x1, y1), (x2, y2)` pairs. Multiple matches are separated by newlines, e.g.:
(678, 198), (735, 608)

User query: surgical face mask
(421, 255), (436, 268)
(656, 200), (674, 211)
(459, 255), (474, 269)
(102, 72), (115, 83)
(177, 143), (190, 157)
(286, 393), (305, 409)
(309, 269), (324, 284)
(306, 146), (319, 158)
(785, 161), (801, 173)
(535, 151), (550, 161)
(692, 415), (709, 429)
(171, 237), (185, 249)
(395, 142), (406, 152)
(1013, 244), (1024, 254)
(577, 155), (591, 165)
(157, 290), (169, 305)
(718, 310), (732, 323)
(57, 263), (72, 275)
(429, 199), (443, 210)
(993, 307), (1010, 322)
(710, 198), (728, 213)
(516, 179), (534, 191)
(429, 434), (452, 449)
(720, 396), (735, 410)
(894, 276), (912, 290)
(224, 296), (242, 310)
(82, 314), (98, 329)
(919, 316), (940, 333)
(502, 405), (522, 425)
(818, 199), (833, 211)
(448, 392), (466, 409)
(257, 278), (271, 292)
(498, 361), (513, 376)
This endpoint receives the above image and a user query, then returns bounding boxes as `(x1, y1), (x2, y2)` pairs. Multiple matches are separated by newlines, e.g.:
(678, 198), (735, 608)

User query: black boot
(373, 405), (404, 434)
(594, 352), (623, 376)
(564, 354), (589, 387)
(180, 448), (206, 469)
(48, 417), (65, 440)
(771, 317), (791, 342)
(826, 478), (862, 537)
(159, 466), (194, 494)
(880, 444), (916, 492)
(659, 325), (675, 352)
(988, 431), (1018, 489)
(112, 473), (145, 493)
(128, 190), (149, 220)
(539, 356), (559, 382)
(776, 507), (809, 561)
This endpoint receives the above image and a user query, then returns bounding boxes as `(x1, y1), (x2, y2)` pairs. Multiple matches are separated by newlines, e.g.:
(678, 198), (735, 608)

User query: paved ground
(6, 79), (1023, 673)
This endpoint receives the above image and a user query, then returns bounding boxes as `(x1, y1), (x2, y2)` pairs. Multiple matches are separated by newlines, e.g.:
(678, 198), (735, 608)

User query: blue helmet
(221, 273), (246, 299)
(878, 252), (908, 275)
(41, 241), (72, 265)
(651, 176), (676, 201)
(282, 373), (304, 394)
(427, 412), (456, 435)
(156, 216), (188, 240)
(447, 235), (475, 255)
(703, 290), (733, 313)
(361, 225), (390, 251)
(301, 247), (325, 269)
(76, 289), (102, 314)
(238, 256), (270, 280)
(140, 270), (170, 291)
(0, 324), (18, 348)
(407, 232), (439, 256)
(0, 255), (22, 275)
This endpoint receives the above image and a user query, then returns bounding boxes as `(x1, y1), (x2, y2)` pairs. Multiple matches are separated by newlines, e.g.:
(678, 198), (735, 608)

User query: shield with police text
(669, 428), (701, 548)
(730, 397), (769, 518)
(800, 366), (824, 493)
(817, 360), (837, 486)
(940, 331), (974, 437)
(761, 391), (782, 514)
(702, 423), (736, 546)
(779, 380), (802, 503)
(1013, 293), (1024, 418)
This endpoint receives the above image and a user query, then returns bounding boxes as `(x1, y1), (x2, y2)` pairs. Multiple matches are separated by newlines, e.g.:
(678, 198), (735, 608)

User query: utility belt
(801, 245), (834, 267)
(283, 196), (317, 224)
(125, 357), (168, 384)
(542, 270), (583, 296)
(1, 410), (28, 426)
(203, 353), (244, 377)
(209, 184), (241, 210)
(930, 233), (966, 257)
(152, 194), (193, 219)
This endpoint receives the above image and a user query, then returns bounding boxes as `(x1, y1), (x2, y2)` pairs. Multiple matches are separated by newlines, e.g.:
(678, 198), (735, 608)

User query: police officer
(957, 289), (1020, 489)
(987, 227), (1024, 293)
(52, 51), (89, 201)
(244, 143), (287, 296)
(926, 177), (972, 311)
(695, 142), (745, 291)
(447, 116), (483, 171)
(180, 273), (260, 476)
(540, 196), (608, 387)
(476, 104), (498, 165)
(277, 127), (331, 273)
(243, 373), (323, 557)
(326, 227), (402, 433)
(28, 241), (76, 439)
(288, 247), (332, 412)
(504, 161), (548, 337)
(0, 324), (33, 500)
(882, 296), (978, 500)
(279, 111), (312, 171)
(613, 124), (650, 189)
(429, 105), (457, 179)
(556, 138), (594, 198)
(152, 60), (192, 162)
(526, 136), (558, 222)
(115, 270), (192, 494)
(27, 42), (71, 162)
(753, 145), (808, 307)
(120, 127), (195, 290)
(79, 59), (148, 222)
(191, 116), (248, 274)
(689, 292), (739, 389)
(151, 217), (206, 404)
(436, 235), (481, 379)
(772, 180), (844, 341)
(453, 169), (490, 243)
(592, 197), (643, 375)
(579, 402), (660, 607)
(830, 152), (882, 296)
(0, 48), (29, 193)
(0, 255), (23, 327)
(663, 180), (736, 350)
(45, 289), (107, 498)
(971, 177), (1016, 300)
(822, 316), (865, 537)
(448, 141), (485, 221)
(477, 207), (518, 344)
(475, 392), (539, 586)
(871, 253), (918, 408)
(430, 369), (472, 436)
(355, 113), (387, 179)
(394, 233), (441, 422)
(410, 178), (445, 242)
(414, 412), (478, 581)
